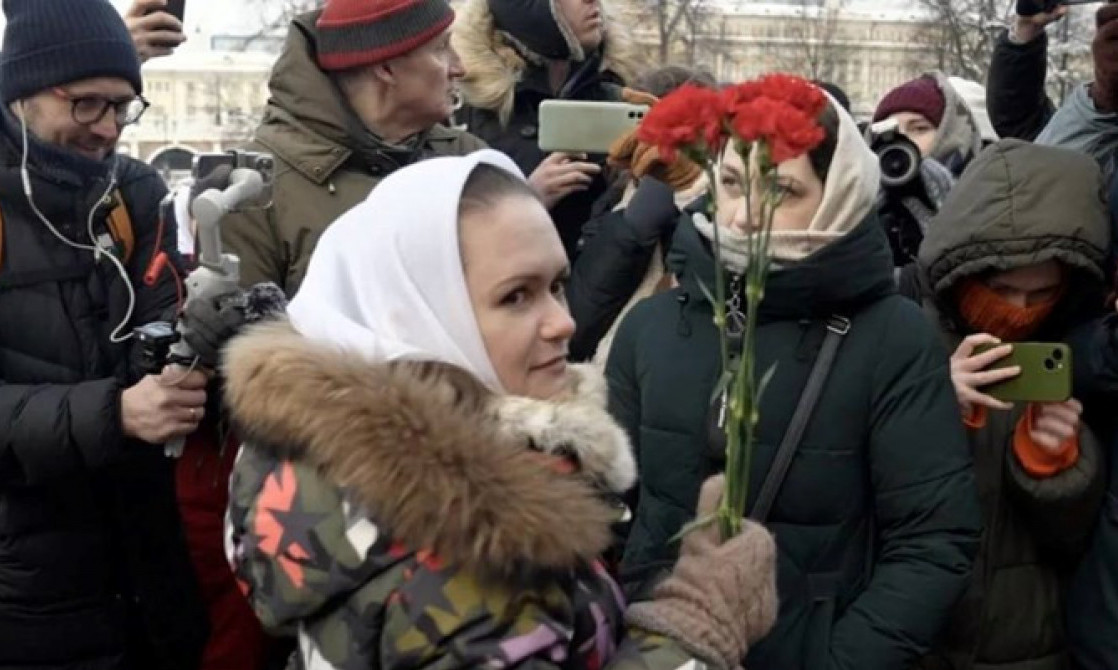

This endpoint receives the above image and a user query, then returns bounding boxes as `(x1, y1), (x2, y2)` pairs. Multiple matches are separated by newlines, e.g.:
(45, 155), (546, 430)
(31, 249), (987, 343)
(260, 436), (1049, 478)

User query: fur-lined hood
(223, 320), (635, 581)
(451, 0), (641, 125)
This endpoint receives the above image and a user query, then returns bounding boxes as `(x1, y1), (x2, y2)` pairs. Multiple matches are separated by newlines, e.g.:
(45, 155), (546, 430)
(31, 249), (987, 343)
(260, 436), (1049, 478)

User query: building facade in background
(120, 39), (274, 185)
(619, 0), (951, 117)
(122, 0), (1091, 186)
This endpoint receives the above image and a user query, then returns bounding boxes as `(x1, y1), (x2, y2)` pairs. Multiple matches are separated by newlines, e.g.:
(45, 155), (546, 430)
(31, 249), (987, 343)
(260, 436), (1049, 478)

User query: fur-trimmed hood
(223, 320), (635, 581)
(451, 0), (640, 125)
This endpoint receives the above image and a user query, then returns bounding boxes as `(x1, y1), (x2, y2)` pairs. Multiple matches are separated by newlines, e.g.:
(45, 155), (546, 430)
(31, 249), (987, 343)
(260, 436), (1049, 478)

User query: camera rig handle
(163, 168), (268, 458)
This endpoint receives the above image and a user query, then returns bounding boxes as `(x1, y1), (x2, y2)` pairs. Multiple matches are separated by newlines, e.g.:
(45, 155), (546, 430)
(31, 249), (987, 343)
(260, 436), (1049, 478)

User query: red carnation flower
(719, 80), (763, 110)
(754, 73), (828, 118)
(728, 97), (782, 144)
(767, 109), (825, 164)
(729, 97), (824, 164)
(637, 83), (725, 162)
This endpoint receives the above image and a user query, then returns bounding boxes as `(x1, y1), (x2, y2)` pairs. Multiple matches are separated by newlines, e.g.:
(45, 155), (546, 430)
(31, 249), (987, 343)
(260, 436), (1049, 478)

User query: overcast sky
(0, 0), (254, 43)
(0, 0), (933, 41)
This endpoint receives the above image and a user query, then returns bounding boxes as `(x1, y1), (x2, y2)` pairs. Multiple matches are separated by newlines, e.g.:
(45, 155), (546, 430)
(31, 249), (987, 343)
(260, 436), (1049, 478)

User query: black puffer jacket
(987, 29), (1054, 142)
(0, 119), (206, 669)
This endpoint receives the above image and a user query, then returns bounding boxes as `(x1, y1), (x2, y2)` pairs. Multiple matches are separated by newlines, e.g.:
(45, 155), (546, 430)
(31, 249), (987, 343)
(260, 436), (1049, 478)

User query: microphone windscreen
(242, 282), (288, 323)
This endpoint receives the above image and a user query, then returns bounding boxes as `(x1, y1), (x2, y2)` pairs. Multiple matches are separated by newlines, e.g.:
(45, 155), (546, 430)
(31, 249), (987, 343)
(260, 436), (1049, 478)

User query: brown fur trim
(452, 0), (642, 126)
(223, 321), (616, 580)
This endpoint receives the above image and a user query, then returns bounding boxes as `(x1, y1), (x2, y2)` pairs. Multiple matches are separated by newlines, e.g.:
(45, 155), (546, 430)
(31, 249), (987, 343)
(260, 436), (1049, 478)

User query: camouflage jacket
(223, 322), (698, 670)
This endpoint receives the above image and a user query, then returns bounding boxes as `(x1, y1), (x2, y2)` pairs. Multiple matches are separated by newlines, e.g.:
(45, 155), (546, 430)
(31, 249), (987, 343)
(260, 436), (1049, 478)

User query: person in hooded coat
(1032, 174), (1118, 670)
(452, 0), (641, 257)
(607, 92), (981, 669)
(872, 72), (985, 177)
(224, 150), (780, 670)
(915, 139), (1110, 669)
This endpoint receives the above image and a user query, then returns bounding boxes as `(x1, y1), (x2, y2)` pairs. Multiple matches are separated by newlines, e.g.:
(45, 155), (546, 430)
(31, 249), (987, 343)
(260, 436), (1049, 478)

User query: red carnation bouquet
(637, 74), (827, 540)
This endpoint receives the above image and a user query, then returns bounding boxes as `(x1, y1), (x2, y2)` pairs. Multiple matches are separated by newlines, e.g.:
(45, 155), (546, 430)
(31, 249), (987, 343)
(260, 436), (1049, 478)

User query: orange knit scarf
(956, 278), (1063, 341)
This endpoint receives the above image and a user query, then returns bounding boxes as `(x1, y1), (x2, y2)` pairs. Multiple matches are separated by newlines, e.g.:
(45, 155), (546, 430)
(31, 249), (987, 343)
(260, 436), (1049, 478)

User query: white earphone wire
(18, 101), (136, 343)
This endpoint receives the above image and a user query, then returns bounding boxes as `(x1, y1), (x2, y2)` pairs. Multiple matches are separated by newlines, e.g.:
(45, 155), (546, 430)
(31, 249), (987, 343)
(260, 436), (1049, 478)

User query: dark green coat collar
(669, 210), (897, 323)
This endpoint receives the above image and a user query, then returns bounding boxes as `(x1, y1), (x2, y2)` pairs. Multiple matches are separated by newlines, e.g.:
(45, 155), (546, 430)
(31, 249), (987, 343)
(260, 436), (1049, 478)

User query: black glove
(623, 177), (679, 246)
(1016, 0), (1059, 17)
(179, 292), (247, 371)
(189, 164), (233, 200)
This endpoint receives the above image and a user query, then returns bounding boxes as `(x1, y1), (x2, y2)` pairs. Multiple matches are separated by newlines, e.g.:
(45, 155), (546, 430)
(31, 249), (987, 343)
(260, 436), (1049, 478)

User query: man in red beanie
(220, 0), (486, 297)
(872, 73), (984, 175)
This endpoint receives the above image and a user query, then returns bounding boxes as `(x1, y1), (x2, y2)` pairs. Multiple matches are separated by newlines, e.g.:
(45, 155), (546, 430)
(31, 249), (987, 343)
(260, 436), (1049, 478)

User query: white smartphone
(538, 100), (649, 154)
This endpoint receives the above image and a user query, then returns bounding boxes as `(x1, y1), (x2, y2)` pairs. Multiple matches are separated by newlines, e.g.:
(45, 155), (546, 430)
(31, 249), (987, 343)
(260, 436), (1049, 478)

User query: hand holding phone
(951, 334), (1020, 415)
(124, 0), (187, 62)
(1027, 398), (1083, 452)
(527, 152), (601, 209)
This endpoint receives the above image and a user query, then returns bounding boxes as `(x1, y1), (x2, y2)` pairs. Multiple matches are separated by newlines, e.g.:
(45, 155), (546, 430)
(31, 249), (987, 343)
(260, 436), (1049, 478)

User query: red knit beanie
(315, 0), (455, 70)
(872, 76), (946, 127)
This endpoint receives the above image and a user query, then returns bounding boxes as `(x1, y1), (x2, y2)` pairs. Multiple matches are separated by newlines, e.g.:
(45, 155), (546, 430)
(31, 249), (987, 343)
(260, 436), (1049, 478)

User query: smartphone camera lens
(1052, 348), (1064, 361)
(1044, 358), (1056, 371)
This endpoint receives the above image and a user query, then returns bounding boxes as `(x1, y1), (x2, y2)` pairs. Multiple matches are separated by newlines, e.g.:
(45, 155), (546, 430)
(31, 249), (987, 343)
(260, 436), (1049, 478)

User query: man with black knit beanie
(0, 0), (207, 668)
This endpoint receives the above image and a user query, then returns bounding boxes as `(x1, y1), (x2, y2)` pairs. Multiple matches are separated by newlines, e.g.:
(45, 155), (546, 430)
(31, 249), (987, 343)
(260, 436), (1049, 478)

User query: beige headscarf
(692, 94), (880, 267)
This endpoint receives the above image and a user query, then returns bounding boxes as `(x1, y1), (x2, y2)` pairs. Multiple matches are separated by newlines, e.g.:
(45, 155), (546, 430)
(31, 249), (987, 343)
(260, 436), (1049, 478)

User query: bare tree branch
(236, 0), (322, 50)
(909, 0), (1007, 80)
(777, 0), (848, 83)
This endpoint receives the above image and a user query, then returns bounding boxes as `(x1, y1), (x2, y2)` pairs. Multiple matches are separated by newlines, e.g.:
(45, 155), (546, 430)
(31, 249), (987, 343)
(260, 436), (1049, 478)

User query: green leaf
(757, 362), (779, 400)
(709, 369), (734, 404)
(695, 276), (718, 308)
(669, 513), (718, 545)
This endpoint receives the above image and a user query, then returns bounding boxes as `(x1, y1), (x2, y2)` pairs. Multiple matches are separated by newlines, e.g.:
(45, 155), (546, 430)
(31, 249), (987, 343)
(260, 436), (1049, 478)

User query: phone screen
(163, 0), (186, 22)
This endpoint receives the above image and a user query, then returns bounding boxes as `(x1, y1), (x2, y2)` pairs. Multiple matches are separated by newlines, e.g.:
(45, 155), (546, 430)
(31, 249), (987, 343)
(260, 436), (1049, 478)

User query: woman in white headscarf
(607, 94), (982, 669)
(221, 150), (778, 670)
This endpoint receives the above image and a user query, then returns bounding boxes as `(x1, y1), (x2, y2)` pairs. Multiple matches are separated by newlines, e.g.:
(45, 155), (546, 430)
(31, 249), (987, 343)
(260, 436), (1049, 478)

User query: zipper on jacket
(676, 292), (691, 336)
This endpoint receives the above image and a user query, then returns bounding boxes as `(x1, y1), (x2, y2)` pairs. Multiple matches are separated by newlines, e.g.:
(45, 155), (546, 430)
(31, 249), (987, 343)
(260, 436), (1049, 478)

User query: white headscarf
(286, 149), (525, 392)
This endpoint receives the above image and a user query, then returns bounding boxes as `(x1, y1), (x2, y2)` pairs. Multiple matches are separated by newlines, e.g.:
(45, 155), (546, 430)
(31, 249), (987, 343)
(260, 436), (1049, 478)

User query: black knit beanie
(0, 0), (143, 104)
(487, 0), (582, 61)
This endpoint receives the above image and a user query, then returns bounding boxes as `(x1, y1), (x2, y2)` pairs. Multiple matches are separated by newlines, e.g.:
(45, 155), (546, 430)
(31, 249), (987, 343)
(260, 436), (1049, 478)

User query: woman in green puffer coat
(607, 92), (982, 670)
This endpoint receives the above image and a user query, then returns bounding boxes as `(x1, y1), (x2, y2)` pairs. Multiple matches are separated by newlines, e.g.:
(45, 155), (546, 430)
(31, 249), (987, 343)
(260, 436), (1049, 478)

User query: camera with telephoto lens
(191, 150), (275, 208)
(868, 118), (922, 189)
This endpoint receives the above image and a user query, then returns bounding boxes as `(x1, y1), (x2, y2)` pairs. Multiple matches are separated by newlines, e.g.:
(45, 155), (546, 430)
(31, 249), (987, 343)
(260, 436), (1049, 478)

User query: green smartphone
(973, 342), (1072, 403)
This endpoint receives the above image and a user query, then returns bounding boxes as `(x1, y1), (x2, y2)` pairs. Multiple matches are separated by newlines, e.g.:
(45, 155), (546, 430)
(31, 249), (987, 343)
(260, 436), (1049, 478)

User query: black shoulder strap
(750, 315), (851, 523)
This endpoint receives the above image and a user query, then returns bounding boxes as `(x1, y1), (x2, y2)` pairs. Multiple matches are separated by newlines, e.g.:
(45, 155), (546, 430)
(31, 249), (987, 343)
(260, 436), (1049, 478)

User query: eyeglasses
(51, 88), (150, 127)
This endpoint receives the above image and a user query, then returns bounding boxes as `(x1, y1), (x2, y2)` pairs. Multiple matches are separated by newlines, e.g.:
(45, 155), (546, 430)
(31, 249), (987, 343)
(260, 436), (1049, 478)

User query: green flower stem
(704, 164), (729, 376)
(718, 147), (779, 542)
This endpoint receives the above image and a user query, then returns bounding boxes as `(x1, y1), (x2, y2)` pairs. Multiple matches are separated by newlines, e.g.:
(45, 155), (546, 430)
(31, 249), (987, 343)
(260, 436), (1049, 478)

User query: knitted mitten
(626, 475), (778, 670)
